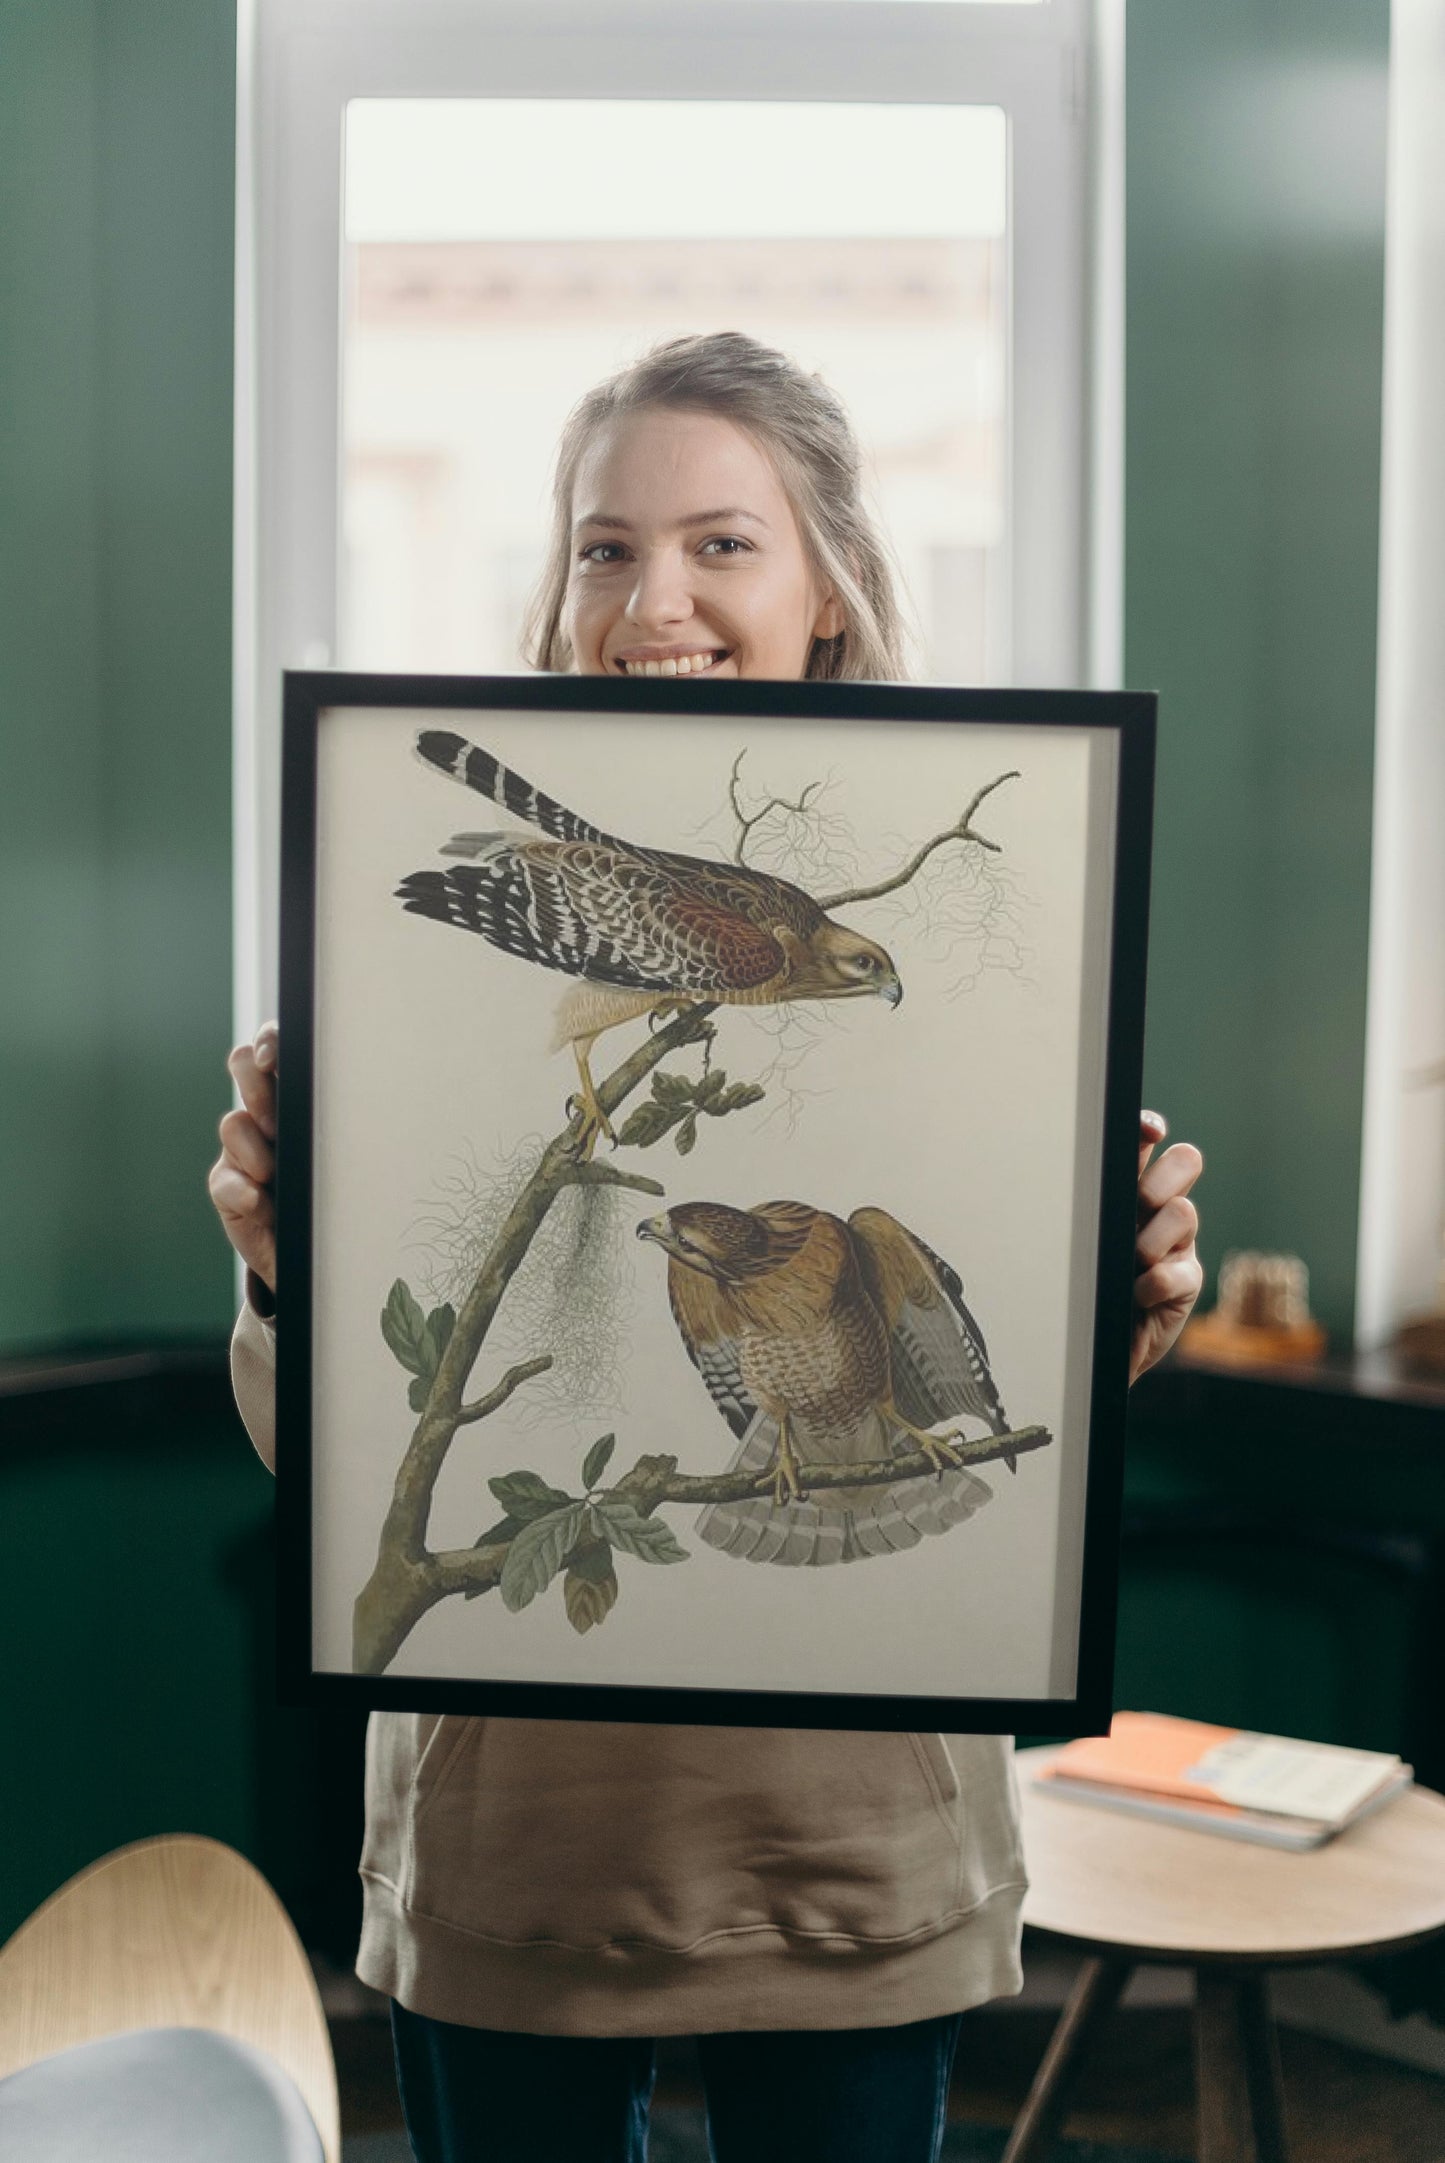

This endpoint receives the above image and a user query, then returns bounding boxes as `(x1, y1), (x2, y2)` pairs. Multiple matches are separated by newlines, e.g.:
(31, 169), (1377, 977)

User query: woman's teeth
(621, 651), (725, 677)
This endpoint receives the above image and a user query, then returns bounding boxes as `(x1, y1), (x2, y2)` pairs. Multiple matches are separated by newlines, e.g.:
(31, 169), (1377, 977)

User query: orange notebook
(1044, 1711), (1403, 1827)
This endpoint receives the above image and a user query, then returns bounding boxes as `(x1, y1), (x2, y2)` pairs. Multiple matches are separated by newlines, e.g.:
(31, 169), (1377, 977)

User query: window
(236, 0), (1118, 1021)
(340, 99), (1008, 682)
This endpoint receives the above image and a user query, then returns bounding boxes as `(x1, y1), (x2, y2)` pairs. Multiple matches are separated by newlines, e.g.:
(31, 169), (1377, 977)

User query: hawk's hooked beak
(635, 1214), (670, 1246)
(881, 973), (903, 1008)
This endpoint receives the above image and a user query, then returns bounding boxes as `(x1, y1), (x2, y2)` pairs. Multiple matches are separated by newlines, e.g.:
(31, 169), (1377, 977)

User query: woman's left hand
(1131, 1112), (1204, 1384)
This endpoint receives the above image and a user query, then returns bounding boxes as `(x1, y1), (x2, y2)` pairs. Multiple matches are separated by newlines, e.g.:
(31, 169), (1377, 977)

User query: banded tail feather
(414, 730), (614, 847)
(694, 1411), (992, 1568)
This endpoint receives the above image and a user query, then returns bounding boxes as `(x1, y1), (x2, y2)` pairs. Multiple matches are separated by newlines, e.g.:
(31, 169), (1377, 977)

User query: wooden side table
(1007, 1747), (1445, 2163)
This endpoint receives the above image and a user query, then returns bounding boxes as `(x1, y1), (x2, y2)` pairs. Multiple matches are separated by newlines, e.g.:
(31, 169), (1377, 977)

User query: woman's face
(563, 407), (842, 680)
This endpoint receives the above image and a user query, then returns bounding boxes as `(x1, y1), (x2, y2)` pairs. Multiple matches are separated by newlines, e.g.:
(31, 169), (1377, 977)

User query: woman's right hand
(209, 1021), (278, 1296)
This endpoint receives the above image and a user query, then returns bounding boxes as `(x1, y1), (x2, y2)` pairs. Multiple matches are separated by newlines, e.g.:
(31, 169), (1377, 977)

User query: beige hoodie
(233, 1298), (1026, 2035)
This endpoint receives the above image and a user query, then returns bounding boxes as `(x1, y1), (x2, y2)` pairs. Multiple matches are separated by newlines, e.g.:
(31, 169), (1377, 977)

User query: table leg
(1195, 1968), (1289, 2163)
(1238, 1972), (1289, 2163)
(1000, 1955), (1131, 2163)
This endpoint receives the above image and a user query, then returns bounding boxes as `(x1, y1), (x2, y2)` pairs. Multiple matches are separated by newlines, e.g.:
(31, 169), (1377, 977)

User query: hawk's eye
(854, 954), (876, 973)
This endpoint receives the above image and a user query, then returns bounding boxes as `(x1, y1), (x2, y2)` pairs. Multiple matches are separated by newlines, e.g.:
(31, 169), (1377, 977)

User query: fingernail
(1142, 1110), (1167, 1135)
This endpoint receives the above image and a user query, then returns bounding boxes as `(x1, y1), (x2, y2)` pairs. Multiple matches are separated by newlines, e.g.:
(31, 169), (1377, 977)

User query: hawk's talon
(770, 1459), (806, 1508)
(920, 1434), (966, 1481)
(765, 1417), (807, 1507)
(565, 1091), (616, 1163)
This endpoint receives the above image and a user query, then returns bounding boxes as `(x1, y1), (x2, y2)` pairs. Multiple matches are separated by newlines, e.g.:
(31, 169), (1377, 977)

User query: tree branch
(567, 1162), (668, 1195)
(728, 748), (822, 865)
(353, 999), (718, 1671)
(420, 1423), (1051, 1609)
(818, 770), (1020, 910)
(456, 1355), (554, 1427)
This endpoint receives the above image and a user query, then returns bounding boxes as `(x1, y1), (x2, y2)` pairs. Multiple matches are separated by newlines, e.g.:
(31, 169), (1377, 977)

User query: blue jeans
(390, 2001), (965, 2163)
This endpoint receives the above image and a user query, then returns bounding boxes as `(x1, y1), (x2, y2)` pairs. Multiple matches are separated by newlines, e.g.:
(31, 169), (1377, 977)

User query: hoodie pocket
(398, 1719), (980, 1951)
(908, 1732), (962, 1834)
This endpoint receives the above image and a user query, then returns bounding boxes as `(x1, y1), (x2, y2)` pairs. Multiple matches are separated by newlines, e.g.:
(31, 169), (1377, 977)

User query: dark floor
(332, 2000), (1445, 2162)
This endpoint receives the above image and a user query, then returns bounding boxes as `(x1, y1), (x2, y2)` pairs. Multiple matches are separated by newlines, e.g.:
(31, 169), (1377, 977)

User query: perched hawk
(636, 1199), (1013, 1567)
(396, 731), (900, 1149)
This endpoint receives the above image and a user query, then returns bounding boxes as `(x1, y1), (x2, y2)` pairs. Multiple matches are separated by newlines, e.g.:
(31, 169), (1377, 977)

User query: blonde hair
(522, 331), (912, 682)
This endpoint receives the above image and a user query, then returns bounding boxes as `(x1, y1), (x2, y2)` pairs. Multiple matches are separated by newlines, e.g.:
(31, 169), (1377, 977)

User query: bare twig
(456, 1355), (555, 1428)
(819, 770), (1020, 910)
(728, 748), (822, 865)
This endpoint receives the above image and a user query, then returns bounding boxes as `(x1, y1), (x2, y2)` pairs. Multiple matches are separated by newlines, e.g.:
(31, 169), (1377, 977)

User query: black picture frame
(277, 671), (1155, 1734)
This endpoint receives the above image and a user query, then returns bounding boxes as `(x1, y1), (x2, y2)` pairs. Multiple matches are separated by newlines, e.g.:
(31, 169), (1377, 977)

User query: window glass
(340, 99), (1008, 682)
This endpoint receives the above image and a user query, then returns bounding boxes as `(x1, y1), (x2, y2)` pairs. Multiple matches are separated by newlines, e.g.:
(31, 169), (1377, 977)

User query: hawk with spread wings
(636, 1199), (1015, 1567)
(396, 731), (900, 1150)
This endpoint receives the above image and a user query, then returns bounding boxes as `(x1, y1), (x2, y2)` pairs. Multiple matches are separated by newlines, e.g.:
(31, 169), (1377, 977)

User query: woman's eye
(700, 536), (750, 558)
(579, 541), (627, 565)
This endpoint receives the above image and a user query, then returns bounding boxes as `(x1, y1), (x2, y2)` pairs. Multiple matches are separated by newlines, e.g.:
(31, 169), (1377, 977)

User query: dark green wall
(0, 0), (237, 1352)
(1128, 0), (1390, 1338)
(1, 1), (1389, 1354)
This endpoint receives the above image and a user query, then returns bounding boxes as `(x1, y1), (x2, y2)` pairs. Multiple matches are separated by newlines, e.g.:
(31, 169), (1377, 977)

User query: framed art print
(276, 673), (1154, 1733)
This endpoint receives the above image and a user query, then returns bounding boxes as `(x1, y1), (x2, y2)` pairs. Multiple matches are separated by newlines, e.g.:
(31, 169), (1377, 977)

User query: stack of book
(1035, 1712), (1412, 1850)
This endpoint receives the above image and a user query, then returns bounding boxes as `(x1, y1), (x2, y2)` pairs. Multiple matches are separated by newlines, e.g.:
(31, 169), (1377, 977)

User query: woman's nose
(625, 547), (693, 631)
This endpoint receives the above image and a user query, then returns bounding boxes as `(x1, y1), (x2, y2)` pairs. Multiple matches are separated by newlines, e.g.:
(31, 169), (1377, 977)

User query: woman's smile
(613, 645), (734, 678)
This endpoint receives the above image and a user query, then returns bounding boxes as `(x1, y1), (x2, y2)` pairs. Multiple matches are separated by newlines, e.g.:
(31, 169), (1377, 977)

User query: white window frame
(234, 0), (1122, 1027)
(1355, 2), (1445, 1351)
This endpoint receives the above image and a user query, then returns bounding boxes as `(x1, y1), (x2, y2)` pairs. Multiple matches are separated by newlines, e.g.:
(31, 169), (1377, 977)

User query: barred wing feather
(848, 1208), (1010, 1435)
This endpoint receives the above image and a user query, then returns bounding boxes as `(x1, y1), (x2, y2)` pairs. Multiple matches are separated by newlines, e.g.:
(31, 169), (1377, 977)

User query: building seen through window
(340, 99), (1008, 684)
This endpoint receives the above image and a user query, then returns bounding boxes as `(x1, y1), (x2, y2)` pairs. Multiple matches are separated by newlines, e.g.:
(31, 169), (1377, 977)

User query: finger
(227, 1041), (277, 1137)
(1135, 1192), (1199, 1270)
(1138, 1140), (1204, 1216)
(218, 1109), (274, 1187)
(1134, 1252), (1204, 1313)
(207, 1160), (277, 1285)
(254, 1019), (278, 1072)
(208, 1158), (267, 1223)
(1138, 1108), (1168, 1179)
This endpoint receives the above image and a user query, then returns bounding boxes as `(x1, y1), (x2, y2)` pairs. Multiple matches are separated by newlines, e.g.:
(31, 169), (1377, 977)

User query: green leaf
(581, 1433), (616, 1490)
(651, 1071), (693, 1107)
(565, 1536), (615, 1583)
(381, 1280), (430, 1375)
(674, 1115), (698, 1157)
(407, 1374), (431, 1413)
(616, 1102), (673, 1149)
(564, 1564), (619, 1634)
(474, 1515), (522, 1549)
(488, 1469), (574, 1523)
(424, 1302), (456, 1369)
(591, 1499), (690, 1564)
(695, 1069), (726, 1104)
(500, 1501), (588, 1612)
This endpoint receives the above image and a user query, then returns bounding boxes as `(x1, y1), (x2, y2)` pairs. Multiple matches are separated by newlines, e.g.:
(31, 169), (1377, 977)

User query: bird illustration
(395, 731), (901, 1153)
(636, 1199), (1015, 1566)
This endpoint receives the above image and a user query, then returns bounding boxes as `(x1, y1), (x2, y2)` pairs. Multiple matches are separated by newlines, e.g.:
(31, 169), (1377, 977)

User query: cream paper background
(308, 703), (1117, 1701)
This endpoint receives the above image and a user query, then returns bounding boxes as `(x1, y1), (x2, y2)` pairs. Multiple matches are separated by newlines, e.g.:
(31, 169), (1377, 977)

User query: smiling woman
(526, 331), (908, 683)
(215, 319), (1201, 2163)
